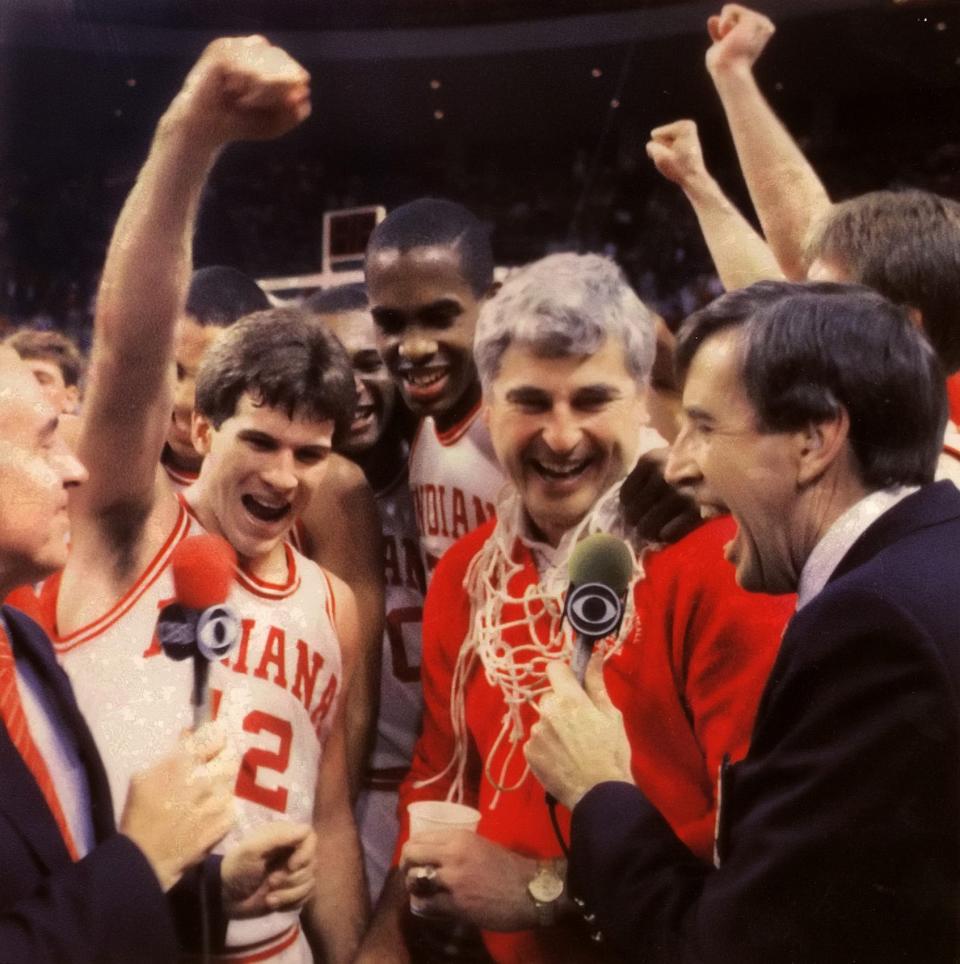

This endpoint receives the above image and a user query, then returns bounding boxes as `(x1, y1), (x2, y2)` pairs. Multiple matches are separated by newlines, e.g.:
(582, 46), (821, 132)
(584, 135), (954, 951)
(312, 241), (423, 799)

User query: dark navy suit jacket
(0, 605), (224, 963)
(568, 481), (960, 963)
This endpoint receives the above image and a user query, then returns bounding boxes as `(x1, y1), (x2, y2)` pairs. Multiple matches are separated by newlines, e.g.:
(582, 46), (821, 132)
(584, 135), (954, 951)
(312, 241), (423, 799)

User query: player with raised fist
(51, 37), (365, 964)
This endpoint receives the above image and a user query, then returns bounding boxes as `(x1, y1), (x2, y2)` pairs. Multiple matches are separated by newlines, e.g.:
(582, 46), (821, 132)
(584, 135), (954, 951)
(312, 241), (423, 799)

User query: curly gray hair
(474, 253), (656, 391)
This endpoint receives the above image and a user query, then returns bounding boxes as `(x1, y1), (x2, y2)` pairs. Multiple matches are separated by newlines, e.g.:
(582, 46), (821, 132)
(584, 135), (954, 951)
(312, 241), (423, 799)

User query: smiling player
(365, 198), (505, 576)
(307, 283), (424, 902)
(51, 37), (366, 963)
(160, 268), (384, 802)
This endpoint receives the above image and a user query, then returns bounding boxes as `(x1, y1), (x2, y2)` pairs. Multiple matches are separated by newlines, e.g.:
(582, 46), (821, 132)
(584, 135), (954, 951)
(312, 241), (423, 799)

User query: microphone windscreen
(170, 534), (237, 610)
(568, 533), (633, 595)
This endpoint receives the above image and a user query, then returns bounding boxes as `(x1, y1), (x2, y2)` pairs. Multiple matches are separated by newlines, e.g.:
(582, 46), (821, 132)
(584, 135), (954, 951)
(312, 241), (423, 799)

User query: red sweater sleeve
(392, 521), (495, 865)
(627, 516), (794, 859)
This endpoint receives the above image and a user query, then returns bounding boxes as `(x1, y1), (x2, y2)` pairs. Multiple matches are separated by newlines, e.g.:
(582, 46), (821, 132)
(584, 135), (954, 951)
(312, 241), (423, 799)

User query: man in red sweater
(357, 253), (793, 963)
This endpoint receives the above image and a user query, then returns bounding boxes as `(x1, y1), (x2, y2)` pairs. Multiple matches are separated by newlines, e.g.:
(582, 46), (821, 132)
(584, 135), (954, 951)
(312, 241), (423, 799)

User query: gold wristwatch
(527, 860), (564, 927)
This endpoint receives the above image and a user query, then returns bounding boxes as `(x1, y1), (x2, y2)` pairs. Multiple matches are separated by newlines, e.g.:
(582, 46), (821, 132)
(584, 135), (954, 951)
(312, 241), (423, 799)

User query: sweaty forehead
(322, 309), (377, 353)
(494, 337), (636, 393)
(366, 244), (473, 305)
(175, 316), (223, 367)
(231, 392), (334, 441)
(683, 331), (751, 413)
(0, 353), (52, 435)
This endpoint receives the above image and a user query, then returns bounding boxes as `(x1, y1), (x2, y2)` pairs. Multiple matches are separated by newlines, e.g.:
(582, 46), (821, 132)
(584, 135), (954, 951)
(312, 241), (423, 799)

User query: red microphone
(157, 534), (240, 726)
(171, 533), (236, 610)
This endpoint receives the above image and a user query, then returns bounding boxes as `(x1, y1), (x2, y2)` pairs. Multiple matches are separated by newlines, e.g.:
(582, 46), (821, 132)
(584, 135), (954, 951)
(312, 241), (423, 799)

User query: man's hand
(222, 822), (317, 918)
(526, 656), (633, 811)
(620, 447), (704, 544)
(400, 831), (539, 931)
(119, 724), (236, 892)
(647, 120), (710, 192)
(167, 35), (311, 149)
(705, 4), (775, 78)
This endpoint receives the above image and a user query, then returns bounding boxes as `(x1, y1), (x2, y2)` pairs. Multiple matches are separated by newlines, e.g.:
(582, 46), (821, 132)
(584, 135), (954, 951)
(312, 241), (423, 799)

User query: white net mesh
(414, 481), (646, 809)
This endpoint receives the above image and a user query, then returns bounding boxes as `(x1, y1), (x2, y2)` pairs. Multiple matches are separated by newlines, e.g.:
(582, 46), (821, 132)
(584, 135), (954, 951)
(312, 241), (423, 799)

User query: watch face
(530, 869), (564, 903)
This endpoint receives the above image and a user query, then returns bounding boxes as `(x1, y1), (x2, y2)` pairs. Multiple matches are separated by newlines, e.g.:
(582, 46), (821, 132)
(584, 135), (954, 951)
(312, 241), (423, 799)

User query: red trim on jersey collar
(944, 443), (960, 463)
(53, 500), (192, 652)
(434, 397), (483, 447)
(236, 543), (300, 600)
(178, 495), (302, 600)
(162, 459), (200, 488)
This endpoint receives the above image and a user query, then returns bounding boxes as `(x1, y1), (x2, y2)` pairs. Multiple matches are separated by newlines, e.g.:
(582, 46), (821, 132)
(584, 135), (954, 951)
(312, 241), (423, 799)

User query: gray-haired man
(358, 253), (792, 963)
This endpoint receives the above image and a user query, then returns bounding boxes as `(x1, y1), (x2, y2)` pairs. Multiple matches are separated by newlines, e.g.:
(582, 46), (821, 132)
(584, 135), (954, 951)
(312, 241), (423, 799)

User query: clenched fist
(166, 35), (311, 148)
(705, 5), (776, 78)
(646, 119), (709, 191)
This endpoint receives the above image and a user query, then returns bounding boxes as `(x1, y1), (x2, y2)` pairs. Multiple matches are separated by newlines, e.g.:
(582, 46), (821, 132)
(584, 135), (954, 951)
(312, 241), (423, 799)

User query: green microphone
(565, 533), (633, 684)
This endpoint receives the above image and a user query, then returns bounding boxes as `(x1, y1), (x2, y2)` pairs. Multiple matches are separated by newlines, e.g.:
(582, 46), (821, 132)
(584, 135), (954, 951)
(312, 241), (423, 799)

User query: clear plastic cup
(406, 801), (482, 919)
(408, 800), (481, 836)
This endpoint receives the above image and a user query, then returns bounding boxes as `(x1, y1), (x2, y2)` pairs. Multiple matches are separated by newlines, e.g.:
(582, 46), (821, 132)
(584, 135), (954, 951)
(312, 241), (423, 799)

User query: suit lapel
(828, 481), (960, 586)
(2, 606), (117, 846)
(0, 613), (74, 869)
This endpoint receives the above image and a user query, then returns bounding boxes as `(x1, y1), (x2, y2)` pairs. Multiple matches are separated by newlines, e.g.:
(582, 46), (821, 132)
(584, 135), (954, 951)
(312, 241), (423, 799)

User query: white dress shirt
(796, 486), (919, 611)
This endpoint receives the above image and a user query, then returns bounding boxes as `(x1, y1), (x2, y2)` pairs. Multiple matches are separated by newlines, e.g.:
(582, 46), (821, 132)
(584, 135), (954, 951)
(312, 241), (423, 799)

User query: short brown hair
(807, 189), (960, 373)
(5, 329), (84, 387)
(194, 307), (357, 438)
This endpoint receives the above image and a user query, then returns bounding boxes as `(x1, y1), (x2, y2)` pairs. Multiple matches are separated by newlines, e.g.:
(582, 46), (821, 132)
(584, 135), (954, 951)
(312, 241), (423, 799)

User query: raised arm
(706, 4), (832, 279)
(73, 37), (310, 539)
(647, 119), (784, 290)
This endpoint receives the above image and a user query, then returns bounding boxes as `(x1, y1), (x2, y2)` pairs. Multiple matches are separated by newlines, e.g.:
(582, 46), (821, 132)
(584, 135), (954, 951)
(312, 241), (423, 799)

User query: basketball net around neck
(413, 480), (646, 809)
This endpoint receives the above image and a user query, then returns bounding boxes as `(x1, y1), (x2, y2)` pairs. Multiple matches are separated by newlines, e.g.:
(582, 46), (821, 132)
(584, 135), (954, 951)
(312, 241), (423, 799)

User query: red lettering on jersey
(451, 488), (469, 539)
(230, 618), (256, 675)
(235, 710), (291, 813)
(384, 536), (402, 588)
(386, 606), (423, 682)
(425, 485), (439, 535)
(310, 674), (339, 732)
(471, 497), (496, 527)
(208, 686), (224, 720)
(254, 626), (288, 689)
(412, 486), (424, 533)
(472, 496), (488, 526)
(291, 639), (325, 711)
(403, 537), (427, 594)
(438, 485), (450, 538)
(142, 595), (177, 658)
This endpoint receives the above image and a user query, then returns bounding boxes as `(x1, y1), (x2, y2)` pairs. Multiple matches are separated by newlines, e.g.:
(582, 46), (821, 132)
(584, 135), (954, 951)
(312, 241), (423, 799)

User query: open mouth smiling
(530, 456), (595, 483)
(402, 366), (448, 388)
(242, 494), (292, 523)
(351, 403), (376, 427)
(699, 502), (728, 519)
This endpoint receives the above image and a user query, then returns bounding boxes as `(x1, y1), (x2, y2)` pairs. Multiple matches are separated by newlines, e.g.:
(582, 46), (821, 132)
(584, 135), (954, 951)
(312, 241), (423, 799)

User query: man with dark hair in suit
(527, 280), (960, 962)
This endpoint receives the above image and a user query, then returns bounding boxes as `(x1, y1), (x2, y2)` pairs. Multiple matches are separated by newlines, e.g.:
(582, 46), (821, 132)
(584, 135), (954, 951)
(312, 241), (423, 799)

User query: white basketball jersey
(54, 499), (343, 962)
(161, 449), (200, 493)
(356, 467), (425, 898)
(407, 401), (505, 576)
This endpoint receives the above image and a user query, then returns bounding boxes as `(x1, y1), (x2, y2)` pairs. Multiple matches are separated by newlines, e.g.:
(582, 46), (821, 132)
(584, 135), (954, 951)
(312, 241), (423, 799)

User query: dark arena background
(1, 0), (958, 340)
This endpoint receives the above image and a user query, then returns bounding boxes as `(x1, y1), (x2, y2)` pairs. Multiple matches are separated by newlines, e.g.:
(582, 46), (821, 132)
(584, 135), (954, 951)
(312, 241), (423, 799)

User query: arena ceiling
(1, 1), (958, 184)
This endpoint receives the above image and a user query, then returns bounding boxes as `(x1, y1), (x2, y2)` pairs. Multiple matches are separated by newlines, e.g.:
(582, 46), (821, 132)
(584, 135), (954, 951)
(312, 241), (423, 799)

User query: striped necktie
(0, 622), (79, 860)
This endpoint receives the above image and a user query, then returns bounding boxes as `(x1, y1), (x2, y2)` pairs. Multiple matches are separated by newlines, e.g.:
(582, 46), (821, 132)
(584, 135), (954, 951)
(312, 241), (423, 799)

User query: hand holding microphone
(157, 534), (241, 727)
(528, 655), (635, 811)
